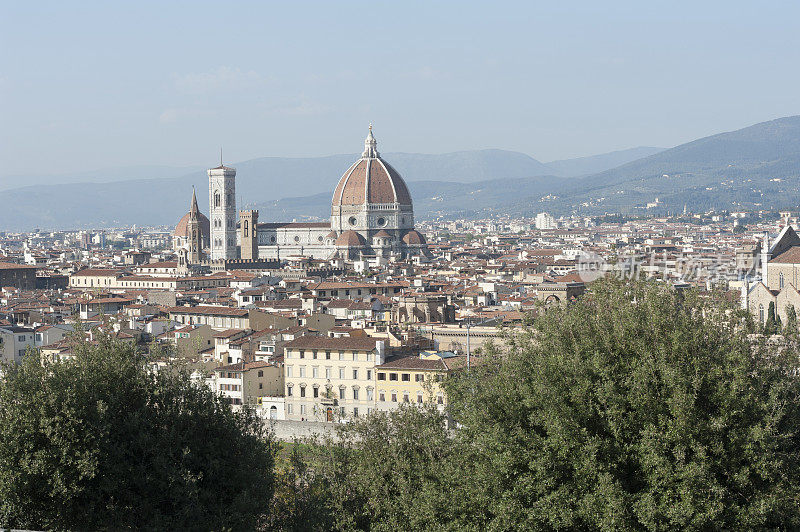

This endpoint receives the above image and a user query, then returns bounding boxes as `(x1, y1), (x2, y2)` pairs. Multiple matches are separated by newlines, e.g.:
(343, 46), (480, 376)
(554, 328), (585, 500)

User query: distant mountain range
(2, 115), (800, 230)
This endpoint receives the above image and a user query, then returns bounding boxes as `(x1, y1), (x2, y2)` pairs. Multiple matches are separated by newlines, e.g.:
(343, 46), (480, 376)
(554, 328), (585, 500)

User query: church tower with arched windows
(208, 159), (237, 260)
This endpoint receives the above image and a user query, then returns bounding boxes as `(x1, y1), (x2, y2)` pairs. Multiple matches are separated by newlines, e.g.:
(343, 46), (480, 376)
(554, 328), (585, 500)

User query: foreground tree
(303, 278), (800, 530)
(446, 278), (800, 529)
(0, 335), (275, 531)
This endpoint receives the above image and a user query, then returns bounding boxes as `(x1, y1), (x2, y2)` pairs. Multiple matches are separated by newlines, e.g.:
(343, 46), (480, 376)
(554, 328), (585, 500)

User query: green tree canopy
(0, 336), (275, 531)
(311, 278), (800, 530)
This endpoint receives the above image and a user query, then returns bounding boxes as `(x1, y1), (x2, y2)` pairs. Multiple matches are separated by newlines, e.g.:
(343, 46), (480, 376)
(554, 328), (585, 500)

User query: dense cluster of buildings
(2, 130), (796, 428)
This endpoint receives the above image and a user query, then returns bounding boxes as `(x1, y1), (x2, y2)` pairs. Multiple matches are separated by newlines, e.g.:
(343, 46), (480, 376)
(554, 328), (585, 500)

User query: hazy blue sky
(2, 1), (800, 180)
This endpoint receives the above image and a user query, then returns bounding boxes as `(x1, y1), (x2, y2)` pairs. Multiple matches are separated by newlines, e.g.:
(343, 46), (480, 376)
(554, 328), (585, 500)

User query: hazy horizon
(3, 1), (800, 184)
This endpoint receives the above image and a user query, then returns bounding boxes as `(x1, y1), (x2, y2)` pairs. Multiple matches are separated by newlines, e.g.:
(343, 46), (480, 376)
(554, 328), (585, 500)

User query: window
(379, 392), (385, 402)
(286, 366), (293, 378)
(417, 393), (423, 404)
(759, 304), (765, 323)
(415, 374), (424, 382)
(325, 351), (331, 360)
(214, 191), (220, 207)
(403, 393), (409, 403)
(299, 350), (305, 359)
(377, 372), (386, 381)
(339, 387), (346, 400)
(258, 370), (263, 377)
(287, 385), (293, 397)
(340, 407), (346, 417)
(325, 367), (332, 379)
(437, 393), (444, 405)
(18, 335), (25, 342)
(391, 393), (397, 402)
(352, 369), (358, 380)
(300, 405), (306, 415)
(300, 386), (306, 398)
(313, 386), (319, 398)
(353, 407), (359, 416)
(287, 404), (293, 414)
(389, 373), (398, 381)
(401, 374), (410, 382)
(259, 383), (263, 389)
(339, 351), (345, 360)
(313, 350), (318, 359)
(339, 368), (345, 379)
(299, 367), (306, 378)
(353, 388), (359, 400)
(780, 272), (785, 289)
(312, 367), (319, 378)
(366, 370), (372, 380)
(367, 388), (374, 401)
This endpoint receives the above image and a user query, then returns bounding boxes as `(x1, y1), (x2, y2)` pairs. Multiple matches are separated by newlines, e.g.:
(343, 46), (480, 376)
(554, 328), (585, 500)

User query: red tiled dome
(373, 229), (392, 238)
(401, 230), (426, 245)
(335, 230), (367, 247)
(332, 128), (412, 208)
(174, 211), (210, 241)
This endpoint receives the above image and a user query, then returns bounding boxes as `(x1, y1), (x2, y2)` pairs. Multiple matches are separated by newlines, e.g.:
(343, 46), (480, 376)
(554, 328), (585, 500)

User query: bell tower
(186, 187), (202, 264)
(209, 152), (237, 260)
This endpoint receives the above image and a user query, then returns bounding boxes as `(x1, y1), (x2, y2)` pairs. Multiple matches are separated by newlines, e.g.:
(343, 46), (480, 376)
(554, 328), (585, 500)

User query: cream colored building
(283, 336), (386, 421)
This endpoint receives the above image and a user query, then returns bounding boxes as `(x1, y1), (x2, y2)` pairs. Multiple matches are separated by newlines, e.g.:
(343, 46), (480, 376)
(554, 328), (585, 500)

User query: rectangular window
(401, 374), (410, 382)
(367, 388), (374, 401)
(299, 367), (306, 378)
(325, 351), (331, 360)
(389, 373), (398, 381)
(352, 369), (358, 380)
(339, 388), (345, 400)
(403, 393), (409, 403)
(286, 366), (293, 378)
(417, 393), (423, 403)
(340, 407), (345, 417)
(287, 404), (293, 414)
(313, 350), (318, 359)
(287, 386), (293, 397)
(325, 367), (332, 379)
(353, 407), (359, 416)
(379, 391), (385, 402)
(377, 372), (386, 381)
(312, 367), (319, 378)
(300, 387), (306, 398)
(339, 368), (345, 379)
(391, 393), (397, 402)
(300, 351), (305, 359)
(415, 374), (424, 382)
(353, 388), (359, 400)
(366, 370), (372, 380)
(301, 405), (306, 415)
(313, 387), (319, 398)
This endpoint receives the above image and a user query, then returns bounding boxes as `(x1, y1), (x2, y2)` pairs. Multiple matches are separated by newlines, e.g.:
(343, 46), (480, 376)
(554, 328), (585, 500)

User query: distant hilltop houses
(172, 127), (430, 274)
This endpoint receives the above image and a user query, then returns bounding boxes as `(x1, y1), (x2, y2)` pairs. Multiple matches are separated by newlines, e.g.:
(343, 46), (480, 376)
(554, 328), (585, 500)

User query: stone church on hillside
(173, 127), (429, 265)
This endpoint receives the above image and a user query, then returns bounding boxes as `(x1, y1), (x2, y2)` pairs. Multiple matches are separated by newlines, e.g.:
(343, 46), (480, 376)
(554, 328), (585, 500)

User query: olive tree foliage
(445, 278), (800, 530)
(293, 278), (800, 531)
(0, 334), (275, 531)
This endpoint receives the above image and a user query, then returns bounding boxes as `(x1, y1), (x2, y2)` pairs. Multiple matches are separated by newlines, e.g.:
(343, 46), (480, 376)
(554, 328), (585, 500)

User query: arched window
(244, 219), (249, 238)
(759, 303), (765, 323)
(779, 272), (785, 289)
(214, 191), (221, 207)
